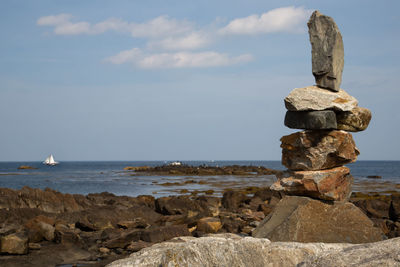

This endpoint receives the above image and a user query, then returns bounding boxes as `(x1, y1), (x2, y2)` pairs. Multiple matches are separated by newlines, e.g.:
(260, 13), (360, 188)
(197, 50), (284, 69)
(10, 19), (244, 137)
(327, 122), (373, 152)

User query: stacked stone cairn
(270, 11), (372, 202)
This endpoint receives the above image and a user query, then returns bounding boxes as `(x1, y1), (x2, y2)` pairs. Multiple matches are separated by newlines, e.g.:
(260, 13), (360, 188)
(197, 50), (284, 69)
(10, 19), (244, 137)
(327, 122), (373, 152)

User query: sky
(1, 0), (399, 161)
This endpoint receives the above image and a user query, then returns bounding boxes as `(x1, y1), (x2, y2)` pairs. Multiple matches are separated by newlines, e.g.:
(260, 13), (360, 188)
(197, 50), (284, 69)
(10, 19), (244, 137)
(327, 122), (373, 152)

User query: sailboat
(43, 154), (59, 166)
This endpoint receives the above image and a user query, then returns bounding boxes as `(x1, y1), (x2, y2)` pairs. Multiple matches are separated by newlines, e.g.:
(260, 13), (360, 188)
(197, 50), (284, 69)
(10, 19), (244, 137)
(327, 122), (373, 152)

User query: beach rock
(389, 195), (400, 222)
(0, 232), (28, 254)
(0, 186), (87, 213)
(25, 219), (55, 242)
(155, 196), (204, 216)
(140, 225), (191, 243)
(308, 10), (344, 91)
(126, 240), (153, 252)
(117, 218), (149, 229)
(271, 166), (353, 201)
(219, 212), (246, 233)
(281, 130), (359, 171)
(252, 196), (384, 243)
(104, 229), (142, 249)
(284, 110), (337, 130)
(353, 199), (390, 219)
(336, 106), (372, 132)
(253, 187), (275, 201)
(197, 217), (222, 233)
(222, 190), (249, 211)
(284, 86), (357, 112)
(54, 225), (83, 246)
(195, 196), (221, 217)
(107, 234), (400, 267)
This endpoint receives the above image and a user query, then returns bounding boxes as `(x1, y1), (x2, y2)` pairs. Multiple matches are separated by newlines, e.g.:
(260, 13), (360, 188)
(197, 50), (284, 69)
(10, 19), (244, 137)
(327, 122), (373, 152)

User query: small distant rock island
(17, 165), (37, 170)
(124, 164), (279, 176)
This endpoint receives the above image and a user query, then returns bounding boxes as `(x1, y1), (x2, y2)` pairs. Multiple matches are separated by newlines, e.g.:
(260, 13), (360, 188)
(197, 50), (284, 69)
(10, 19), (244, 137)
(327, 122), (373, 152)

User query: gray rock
(308, 10), (344, 92)
(337, 106), (372, 132)
(284, 110), (337, 130)
(252, 196), (384, 243)
(284, 86), (358, 112)
(107, 234), (400, 267)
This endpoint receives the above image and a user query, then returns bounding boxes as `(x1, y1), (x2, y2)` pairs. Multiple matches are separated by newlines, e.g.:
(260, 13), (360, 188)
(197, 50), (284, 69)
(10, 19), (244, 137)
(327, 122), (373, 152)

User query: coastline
(1, 179), (400, 266)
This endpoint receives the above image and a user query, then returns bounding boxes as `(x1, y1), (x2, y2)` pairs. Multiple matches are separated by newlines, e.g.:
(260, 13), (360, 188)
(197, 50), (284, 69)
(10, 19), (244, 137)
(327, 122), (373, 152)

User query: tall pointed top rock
(308, 10), (344, 92)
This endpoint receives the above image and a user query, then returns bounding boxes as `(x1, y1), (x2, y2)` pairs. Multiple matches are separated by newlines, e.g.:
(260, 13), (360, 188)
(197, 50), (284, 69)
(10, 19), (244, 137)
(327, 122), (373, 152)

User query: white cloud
(104, 48), (142, 64)
(147, 32), (211, 50)
(220, 6), (312, 35)
(36, 14), (191, 38)
(105, 48), (253, 69)
(38, 7), (310, 70)
(130, 16), (192, 38)
(37, 14), (72, 26)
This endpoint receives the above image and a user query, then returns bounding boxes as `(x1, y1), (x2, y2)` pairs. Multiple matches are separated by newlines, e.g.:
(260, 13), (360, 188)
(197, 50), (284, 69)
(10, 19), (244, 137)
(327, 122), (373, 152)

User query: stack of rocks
(270, 11), (372, 201)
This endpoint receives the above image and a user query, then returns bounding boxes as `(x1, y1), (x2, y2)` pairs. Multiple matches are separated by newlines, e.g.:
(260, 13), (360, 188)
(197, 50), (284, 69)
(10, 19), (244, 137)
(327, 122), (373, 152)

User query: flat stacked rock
(271, 10), (371, 202)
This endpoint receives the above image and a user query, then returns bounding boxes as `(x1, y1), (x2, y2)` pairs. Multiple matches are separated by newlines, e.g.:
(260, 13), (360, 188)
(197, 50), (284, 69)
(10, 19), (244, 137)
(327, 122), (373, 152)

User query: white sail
(43, 154), (59, 165)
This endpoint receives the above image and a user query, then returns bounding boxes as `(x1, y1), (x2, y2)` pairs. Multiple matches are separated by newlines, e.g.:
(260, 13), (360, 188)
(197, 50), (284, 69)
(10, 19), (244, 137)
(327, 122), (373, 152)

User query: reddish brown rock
(281, 130), (359, 171)
(271, 167), (353, 201)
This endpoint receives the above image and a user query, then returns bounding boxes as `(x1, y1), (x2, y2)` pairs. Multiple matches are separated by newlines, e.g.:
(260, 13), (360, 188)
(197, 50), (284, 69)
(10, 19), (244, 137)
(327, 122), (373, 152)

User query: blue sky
(1, 0), (399, 161)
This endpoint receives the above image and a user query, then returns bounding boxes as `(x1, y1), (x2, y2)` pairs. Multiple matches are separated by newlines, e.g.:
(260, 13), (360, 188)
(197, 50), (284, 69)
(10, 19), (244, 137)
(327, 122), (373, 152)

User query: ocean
(0, 161), (399, 197)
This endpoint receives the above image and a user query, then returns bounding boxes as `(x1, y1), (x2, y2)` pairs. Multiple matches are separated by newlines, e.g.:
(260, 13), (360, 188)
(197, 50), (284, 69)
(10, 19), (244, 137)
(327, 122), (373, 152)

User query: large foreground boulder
(281, 130), (359, 171)
(252, 196), (384, 243)
(107, 234), (400, 267)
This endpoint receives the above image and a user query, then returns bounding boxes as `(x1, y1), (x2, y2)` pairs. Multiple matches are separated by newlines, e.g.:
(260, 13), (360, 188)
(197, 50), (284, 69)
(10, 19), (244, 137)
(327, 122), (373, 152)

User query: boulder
(252, 196), (384, 243)
(284, 110), (337, 130)
(107, 234), (400, 267)
(0, 186), (87, 213)
(281, 130), (359, 171)
(196, 217), (222, 233)
(271, 166), (353, 201)
(336, 106), (372, 132)
(104, 229), (142, 249)
(0, 232), (28, 254)
(389, 194), (400, 222)
(140, 225), (191, 243)
(221, 190), (249, 211)
(308, 10), (344, 91)
(284, 86), (357, 112)
(155, 196), (204, 216)
(117, 218), (149, 229)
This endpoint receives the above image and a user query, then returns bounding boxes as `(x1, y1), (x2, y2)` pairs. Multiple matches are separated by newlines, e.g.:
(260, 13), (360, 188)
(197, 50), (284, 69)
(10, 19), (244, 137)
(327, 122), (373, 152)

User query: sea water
(0, 161), (399, 197)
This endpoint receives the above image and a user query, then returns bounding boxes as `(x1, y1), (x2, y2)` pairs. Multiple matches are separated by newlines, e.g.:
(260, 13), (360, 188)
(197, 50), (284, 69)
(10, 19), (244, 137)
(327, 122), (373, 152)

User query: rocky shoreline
(1, 184), (400, 266)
